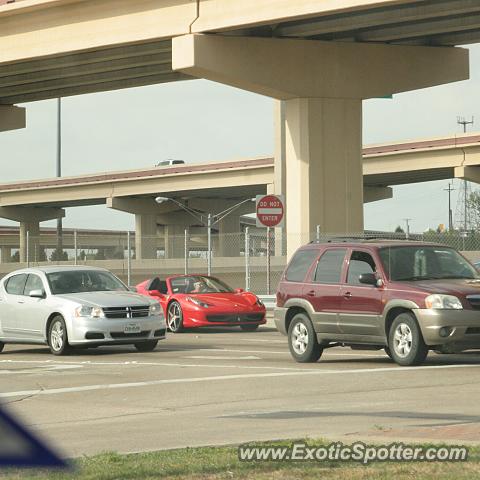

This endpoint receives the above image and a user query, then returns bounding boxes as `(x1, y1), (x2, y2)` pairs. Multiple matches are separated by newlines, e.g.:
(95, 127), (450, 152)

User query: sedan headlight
(186, 296), (212, 308)
(149, 302), (162, 316)
(74, 306), (105, 318)
(255, 296), (264, 307)
(425, 294), (463, 310)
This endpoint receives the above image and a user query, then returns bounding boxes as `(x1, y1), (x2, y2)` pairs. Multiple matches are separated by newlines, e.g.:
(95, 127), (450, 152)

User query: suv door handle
(343, 292), (352, 299)
(306, 290), (316, 297)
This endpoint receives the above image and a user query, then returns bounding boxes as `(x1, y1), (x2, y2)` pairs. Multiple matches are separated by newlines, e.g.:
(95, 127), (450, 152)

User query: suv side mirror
(358, 273), (377, 286)
(29, 289), (45, 298)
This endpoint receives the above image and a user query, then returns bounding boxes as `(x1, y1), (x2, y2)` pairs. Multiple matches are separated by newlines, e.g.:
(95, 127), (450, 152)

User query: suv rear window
(285, 249), (319, 282)
(314, 249), (347, 283)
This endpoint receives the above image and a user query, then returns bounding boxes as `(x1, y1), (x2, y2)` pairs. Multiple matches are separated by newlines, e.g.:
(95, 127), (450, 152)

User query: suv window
(5, 273), (28, 295)
(314, 249), (347, 283)
(24, 274), (44, 295)
(285, 249), (319, 282)
(347, 251), (377, 285)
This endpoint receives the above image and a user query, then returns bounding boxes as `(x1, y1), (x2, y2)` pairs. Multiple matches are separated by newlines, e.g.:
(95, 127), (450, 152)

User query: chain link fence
(2, 228), (480, 294)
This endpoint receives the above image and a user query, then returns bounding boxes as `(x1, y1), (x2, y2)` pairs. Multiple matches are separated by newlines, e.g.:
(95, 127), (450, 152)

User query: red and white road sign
(256, 194), (285, 228)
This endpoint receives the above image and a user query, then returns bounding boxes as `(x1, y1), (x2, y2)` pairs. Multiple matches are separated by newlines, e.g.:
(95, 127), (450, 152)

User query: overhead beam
(0, 206), (65, 222)
(172, 34), (469, 99)
(275, 0), (480, 37)
(363, 185), (393, 203)
(0, 104), (25, 131)
(0, 40), (172, 78)
(0, 72), (191, 104)
(356, 12), (480, 42)
(0, 63), (174, 98)
(0, 52), (172, 88)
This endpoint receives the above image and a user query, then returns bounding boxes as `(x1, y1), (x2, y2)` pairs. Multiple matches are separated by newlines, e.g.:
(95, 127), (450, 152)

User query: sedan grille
(103, 306), (150, 319)
(110, 331), (150, 339)
(206, 313), (264, 323)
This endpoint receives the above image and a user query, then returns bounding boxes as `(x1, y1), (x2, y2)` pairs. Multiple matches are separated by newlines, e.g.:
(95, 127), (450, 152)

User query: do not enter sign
(256, 194), (285, 228)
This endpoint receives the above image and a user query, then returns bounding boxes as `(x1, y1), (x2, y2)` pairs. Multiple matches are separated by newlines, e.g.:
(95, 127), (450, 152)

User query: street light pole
(207, 213), (212, 275)
(56, 98), (63, 259)
(155, 196), (255, 276)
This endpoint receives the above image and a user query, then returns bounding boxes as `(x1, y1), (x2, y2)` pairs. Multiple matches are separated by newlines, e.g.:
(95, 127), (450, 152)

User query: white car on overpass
(0, 266), (166, 355)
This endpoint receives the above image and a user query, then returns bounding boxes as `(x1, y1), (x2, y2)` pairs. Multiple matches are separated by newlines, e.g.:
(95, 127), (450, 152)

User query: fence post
(184, 228), (189, 275)
(127, 231), (132, 287)
(26, 230), (30, 267)
(74, 229), (78, 266)
(316, 225), (321, 242)
(266, 227), (271, 295)
(245, 227), (250, 291)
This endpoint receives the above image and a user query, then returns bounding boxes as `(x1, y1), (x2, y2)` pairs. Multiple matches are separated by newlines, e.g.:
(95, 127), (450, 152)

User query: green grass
(1, 440), (479, 480)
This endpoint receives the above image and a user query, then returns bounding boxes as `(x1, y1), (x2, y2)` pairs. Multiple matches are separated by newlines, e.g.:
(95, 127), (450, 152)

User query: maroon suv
(274, 240), (480, 366)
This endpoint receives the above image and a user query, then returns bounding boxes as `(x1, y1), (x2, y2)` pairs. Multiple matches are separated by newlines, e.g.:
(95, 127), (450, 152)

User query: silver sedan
(0, 266), (166, 355)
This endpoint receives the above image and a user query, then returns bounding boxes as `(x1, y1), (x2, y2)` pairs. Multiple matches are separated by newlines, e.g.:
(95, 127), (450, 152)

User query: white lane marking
(0, 359), (309, 372)
(0, 364), (81, 375)
(1, 363), (478, 399)
(186, 355), (260, 360)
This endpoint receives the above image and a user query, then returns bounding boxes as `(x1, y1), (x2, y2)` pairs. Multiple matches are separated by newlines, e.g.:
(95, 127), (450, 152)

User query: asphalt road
(1, 321), (480, 458)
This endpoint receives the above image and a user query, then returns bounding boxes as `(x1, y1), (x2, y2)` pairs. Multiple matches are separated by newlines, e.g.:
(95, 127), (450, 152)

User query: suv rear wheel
(388, 312), (428, 366)
(288, 313), (322, 363)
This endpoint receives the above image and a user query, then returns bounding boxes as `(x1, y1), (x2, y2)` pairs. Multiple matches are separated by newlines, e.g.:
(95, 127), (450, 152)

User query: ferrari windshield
(170, 276), (234, 294)
(378, 246), (478, 281)
(47, 270), (128, 294)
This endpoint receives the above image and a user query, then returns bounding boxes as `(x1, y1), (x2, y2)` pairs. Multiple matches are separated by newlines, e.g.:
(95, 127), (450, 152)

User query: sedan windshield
(379, 246), (478, 281)
(170, 276), (234, 294)
(47, 270), (128, 294)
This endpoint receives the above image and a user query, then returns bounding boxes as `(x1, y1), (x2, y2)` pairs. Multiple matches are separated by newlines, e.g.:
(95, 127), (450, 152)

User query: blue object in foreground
(0, 405), (67, 468)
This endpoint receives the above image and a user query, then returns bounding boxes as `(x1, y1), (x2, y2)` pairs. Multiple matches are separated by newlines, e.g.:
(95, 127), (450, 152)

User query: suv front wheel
(288, 313), (322, 363)
(388, 312), (428, 366)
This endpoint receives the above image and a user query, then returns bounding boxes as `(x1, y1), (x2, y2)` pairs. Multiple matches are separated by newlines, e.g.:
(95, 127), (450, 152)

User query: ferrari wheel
(167, 301), (184, 333)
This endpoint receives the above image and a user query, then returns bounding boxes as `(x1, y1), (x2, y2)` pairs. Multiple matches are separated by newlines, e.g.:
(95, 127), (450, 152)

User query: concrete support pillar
(217, 214), (241, 257)
(273, 101), (286, 257)
(0, 207), (64, 263)
(1, 246), (11, 263)
(164, 224), (185, 259)
(285, 97), (363, 254)
(19, 221), (40, 263)
(135, 214), (158, 260)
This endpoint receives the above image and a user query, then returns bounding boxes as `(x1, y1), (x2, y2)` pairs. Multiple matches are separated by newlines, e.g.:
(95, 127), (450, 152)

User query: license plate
(124, 323), (141, 334)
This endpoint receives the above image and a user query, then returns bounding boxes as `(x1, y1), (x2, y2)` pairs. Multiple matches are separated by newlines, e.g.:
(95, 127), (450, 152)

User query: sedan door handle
(306, 290), (316, 297)
(343, 292), (352, 299)
(17, 300), (25, 304)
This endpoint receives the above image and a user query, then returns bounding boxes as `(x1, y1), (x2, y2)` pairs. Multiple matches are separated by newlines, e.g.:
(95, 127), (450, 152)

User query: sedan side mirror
(358, 273), (377, 286)
(234, 288), (244, 294)
(29, 289), (45, 299)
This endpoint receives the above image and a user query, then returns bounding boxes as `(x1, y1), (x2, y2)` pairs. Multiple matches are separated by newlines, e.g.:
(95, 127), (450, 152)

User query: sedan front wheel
(48, 316), (71, 356)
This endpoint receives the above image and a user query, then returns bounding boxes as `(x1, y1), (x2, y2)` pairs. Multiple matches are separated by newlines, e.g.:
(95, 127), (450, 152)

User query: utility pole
(403, 218), (411, 239)
(56, 98), (63, 259)
(456, 116), (474, 232)
(444, 183), (455, 231)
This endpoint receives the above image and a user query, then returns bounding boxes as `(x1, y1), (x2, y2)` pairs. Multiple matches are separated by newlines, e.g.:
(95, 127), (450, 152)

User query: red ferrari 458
(135, 274), (266, 333)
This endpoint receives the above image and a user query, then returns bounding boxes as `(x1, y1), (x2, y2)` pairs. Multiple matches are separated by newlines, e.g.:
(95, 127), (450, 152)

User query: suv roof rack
(309, 235), (423, 244)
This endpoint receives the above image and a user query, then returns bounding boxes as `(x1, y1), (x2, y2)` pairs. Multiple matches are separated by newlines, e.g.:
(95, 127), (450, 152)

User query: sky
(1, 44), (480, 234)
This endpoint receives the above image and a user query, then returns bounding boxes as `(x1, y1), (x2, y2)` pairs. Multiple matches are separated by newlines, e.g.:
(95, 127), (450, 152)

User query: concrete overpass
(1, 0), (479, 253)
(1, 132), (480, 261)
